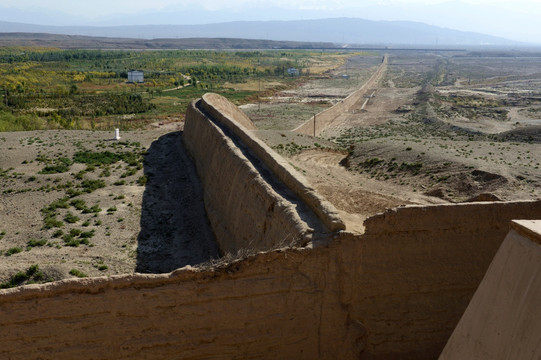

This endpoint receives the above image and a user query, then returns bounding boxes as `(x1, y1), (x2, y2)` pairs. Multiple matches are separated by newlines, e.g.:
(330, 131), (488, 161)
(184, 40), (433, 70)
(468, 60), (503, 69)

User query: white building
(287, 68), (300, 76)
(128, 70), (144, 83)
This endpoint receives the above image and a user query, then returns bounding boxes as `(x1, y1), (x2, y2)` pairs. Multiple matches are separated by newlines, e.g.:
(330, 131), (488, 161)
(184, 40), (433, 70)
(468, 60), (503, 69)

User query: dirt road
(293, 55), (388, 136)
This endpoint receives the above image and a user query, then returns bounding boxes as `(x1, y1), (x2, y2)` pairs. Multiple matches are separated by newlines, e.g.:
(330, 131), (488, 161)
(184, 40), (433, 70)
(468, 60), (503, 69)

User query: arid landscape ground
(1, 50), (540, 285)
(246, 51), (541, 231)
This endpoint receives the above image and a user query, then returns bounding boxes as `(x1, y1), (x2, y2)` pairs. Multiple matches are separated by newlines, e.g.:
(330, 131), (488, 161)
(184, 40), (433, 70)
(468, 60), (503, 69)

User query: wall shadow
(136, 131), (220, 273)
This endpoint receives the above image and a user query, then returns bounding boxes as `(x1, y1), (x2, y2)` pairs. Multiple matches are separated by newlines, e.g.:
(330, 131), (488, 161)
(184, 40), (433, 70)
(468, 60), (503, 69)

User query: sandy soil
(289, 149), (446, 233)
(2, 51), (540, 284)
(0, 127), (218, 283)
(249, 52), (541, 230)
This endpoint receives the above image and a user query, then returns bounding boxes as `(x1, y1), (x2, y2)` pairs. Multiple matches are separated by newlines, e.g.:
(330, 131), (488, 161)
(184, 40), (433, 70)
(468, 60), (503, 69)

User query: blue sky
(0, 0), (540, 43)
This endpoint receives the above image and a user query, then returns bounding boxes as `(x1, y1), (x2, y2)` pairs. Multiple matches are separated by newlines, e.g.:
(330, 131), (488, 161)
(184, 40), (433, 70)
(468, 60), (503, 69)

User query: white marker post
(114, 128), (121, 141)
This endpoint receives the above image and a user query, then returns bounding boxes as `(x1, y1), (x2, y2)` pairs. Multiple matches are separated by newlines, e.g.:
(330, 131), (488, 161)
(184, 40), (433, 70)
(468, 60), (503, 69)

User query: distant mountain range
(0, 33), (337, 50)
(0, 18), (527, 47)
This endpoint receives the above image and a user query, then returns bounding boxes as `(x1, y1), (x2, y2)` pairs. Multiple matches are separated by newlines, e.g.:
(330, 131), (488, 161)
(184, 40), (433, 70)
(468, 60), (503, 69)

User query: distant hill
(0, 18), (524, 47)
(0, 33), (337, 50)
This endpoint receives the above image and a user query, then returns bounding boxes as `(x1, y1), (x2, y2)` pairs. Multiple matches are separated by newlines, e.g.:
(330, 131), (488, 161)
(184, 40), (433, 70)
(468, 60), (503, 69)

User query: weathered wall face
(183, 99), (312, 254)
(353, 200), (541, 358)
(1, 200), (541, 359)
(183, 93), (346, 254)
(2, 94), (541, 359)
(440, 220), (541, 360)
(199, 93), (345, 233)
(0, 248), (355, 360)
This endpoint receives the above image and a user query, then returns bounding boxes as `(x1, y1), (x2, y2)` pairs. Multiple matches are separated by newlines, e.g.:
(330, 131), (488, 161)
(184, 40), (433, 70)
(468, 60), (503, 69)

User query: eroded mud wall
(293, 55), (387, 136)
(0, 247), (354, 360)
(1, 201), (541, 359)
(183, 99), (310, 254)
(354, 200), (541, 358)
(183, 93), (345, 254)
(198, 93), (345, 233)
(440, 220), (541, 360)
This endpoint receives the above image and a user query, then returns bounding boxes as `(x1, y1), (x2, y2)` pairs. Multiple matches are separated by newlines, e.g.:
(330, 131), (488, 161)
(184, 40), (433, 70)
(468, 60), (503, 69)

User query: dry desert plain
(1, 50), (541, 285)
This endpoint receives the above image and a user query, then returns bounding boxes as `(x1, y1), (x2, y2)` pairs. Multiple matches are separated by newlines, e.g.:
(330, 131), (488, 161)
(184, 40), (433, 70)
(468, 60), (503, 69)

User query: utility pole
(313, 114), (316, 137)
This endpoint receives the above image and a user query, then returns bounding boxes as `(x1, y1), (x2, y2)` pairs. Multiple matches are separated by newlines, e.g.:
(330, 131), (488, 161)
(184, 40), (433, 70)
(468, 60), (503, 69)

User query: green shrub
(39, 157), (72, 174)
(43, 216), (64, 229)
(7, 271), (29, 286)
(69, 229), (82, 236)
(64, 212), (80, 224)
(5, 247), (23, 256)
(70, 199), (87, 211)
(79, 230), (95, 239)
(46, 198), (70, 211)
(69, 269), (87, 278)
(80, 179), (106, 193)
(27, 239), (47, 249)
(137, 175), (148, 186)
(85, 204), (102, 214)
(120, 168), (137, 178)
(73, 151), (121, 165)
(0, 265), (46, 288)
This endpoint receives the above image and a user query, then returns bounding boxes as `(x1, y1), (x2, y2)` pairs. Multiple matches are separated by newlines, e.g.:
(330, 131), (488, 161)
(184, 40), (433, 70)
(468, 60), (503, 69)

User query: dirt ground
(1, 50), (540, 284)
(249, 52), (541, 232)
(0, 126), (218, 284)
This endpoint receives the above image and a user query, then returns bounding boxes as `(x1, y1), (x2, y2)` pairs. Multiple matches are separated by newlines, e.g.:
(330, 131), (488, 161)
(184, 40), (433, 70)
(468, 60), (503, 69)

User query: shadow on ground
(136, 131), (220, 273)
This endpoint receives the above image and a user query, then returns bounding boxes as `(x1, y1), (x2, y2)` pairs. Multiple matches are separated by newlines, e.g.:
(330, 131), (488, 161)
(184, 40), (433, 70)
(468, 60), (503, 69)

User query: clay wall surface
(356, 200), (541, 358)
(1, 201), (541, 359)
(0, 248), (356, 360)
(198, 93), (345, 233)
(183, 99), (312, 254)
(293, 55), (387, 136)
(439, 220), (541, 360)
(2, 90), (541, 359)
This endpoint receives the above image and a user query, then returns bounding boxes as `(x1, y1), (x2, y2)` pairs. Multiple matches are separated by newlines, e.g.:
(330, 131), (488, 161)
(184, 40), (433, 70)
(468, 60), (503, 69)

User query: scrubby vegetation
(0, 265), (49, 288)
(0, 47), (352, 131)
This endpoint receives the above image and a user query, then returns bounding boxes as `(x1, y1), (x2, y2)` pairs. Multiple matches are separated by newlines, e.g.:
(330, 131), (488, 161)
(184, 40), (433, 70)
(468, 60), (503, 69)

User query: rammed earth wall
(1, 93), (540, 359)
(293, 55), (388, 136)
(1, 200), (541, 359)
(183, 93), (345, 254)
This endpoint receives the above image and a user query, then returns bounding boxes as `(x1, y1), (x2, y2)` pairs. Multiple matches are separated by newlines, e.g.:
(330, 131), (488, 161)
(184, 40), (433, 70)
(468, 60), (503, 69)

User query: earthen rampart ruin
(183, 93), (345, 253)
(293, 55), (387, 136)
(440, 220), (541, 359)
(1, 93), (541, 359)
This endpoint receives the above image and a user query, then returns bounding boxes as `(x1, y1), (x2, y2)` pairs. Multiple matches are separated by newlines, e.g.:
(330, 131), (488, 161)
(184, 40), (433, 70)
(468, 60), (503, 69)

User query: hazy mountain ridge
(0, 33), (338, 50)
(0, 18), (525, 46)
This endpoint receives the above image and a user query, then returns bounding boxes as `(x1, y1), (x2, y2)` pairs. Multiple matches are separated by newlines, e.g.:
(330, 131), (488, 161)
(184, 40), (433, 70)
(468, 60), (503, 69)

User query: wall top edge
(511, 220), (541, 245)
(368, 199), (541, 217)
